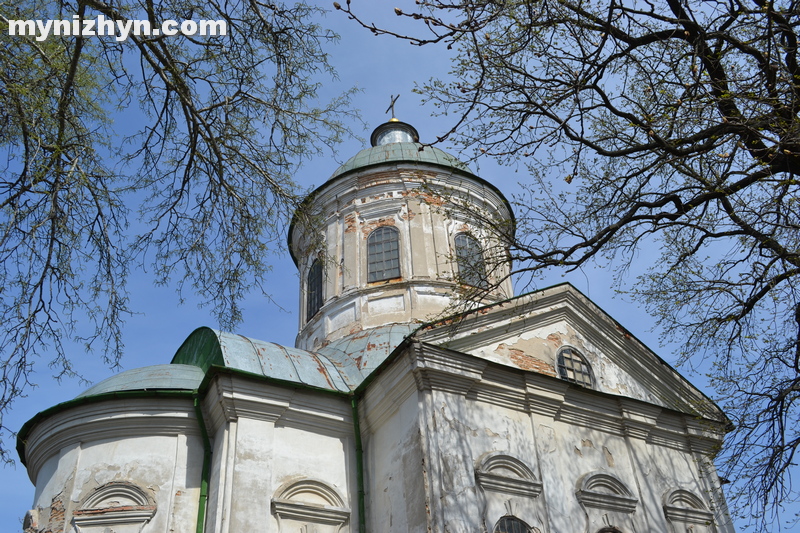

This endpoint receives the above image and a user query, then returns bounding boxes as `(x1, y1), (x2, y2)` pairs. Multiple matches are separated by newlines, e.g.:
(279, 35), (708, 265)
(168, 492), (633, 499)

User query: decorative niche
(663, 489), (718, 533)
(476, 452), (546, 533)
(476, 453), (543, 498)
(271, 478), (350, 533)
(71, 481), (156, 533)
(575, 472), (640, 533)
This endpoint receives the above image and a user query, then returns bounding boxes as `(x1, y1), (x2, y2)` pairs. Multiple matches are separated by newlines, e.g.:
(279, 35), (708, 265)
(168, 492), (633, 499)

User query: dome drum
(290, 125), (514, 351)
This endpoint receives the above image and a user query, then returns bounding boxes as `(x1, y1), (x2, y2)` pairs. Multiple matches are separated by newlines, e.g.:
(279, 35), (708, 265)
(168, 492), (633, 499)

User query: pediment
(415, 283), (723, 422)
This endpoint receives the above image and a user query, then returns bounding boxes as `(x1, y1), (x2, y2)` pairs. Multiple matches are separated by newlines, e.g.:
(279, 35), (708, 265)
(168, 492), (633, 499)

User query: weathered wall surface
(292, 164), (514, 351)
(360, 341), (733, 533)
(361, 370), (428, 533)
(22, 397), (202, 533)
(202, 374), (357, 533)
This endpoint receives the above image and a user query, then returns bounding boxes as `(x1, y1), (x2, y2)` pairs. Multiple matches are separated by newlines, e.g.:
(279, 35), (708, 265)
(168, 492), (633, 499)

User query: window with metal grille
(367, 226), (401, 282)
(557, 347), (594, 388)
(494, 516), (532, 533)
(454, 232), (488, 288)
(307, 259), (323, 319)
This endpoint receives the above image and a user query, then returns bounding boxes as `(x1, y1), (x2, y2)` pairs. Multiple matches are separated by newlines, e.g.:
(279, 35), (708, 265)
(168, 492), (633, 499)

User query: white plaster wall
(77, 434), (201, 532)
(363, 389), (428, 533)
(270, 424), (355, 522)
(204, 419), (236, 533)
(226, 416), (276, 531)
(28, 444), (81, 527)
(414, 388), (731, 533)
(23, 397), (203, 533)
(27, 433), (201, 533)
(533, 416), (644, 532)
(360, 341), (734, 533)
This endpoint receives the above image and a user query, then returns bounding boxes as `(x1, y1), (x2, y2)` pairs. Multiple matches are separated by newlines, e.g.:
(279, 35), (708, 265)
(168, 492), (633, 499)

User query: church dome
(76, 364), (205, 398)
(289, 119), (515, 351)
(329, 120), (473, 179)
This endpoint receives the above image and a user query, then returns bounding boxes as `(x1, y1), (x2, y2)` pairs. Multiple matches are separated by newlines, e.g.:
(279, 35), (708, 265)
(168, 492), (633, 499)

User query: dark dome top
(329, 119), (473, 179)
(330, 142), (472, 179)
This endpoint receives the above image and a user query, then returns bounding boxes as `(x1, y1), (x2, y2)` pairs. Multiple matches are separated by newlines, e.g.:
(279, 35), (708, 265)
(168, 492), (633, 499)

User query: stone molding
(23, 398), (198, 481)
(416, 284), (723, 423)
(359, 350), (419, 432)
(365, 341), (725, 450)
(271, 478), (350, 529)
(410, 343), (487, 395)
(72, 481), (157, 529)
(203, 373), (352, 437)
(575, 472), (639, 513)
(619, 400), (661, 440)
(663, 489), (717, 526)
(475, 453), (543, 498)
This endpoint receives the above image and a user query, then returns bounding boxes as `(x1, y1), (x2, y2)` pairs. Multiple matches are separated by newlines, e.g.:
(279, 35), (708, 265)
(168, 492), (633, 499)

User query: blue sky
(1, 2), (793, 531)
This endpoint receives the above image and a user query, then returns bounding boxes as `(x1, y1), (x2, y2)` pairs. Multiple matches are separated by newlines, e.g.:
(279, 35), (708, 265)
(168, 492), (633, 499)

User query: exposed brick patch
(496, 343), (557, 377)
(46, 492), (65, 533)
(344, 213), (357, 234)
(361, 218), (396, 238)
(547, 333), (562, 347)
(401, 189), (446, 207)
(74, 505), (156, 516)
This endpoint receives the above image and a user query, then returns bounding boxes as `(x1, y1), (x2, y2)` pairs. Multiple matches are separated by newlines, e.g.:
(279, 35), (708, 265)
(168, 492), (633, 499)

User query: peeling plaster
(604, 446), (616, 467)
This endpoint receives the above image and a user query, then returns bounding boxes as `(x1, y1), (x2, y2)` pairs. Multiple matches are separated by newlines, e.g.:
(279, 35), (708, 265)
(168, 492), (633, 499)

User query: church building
(18, 120), (735, 533)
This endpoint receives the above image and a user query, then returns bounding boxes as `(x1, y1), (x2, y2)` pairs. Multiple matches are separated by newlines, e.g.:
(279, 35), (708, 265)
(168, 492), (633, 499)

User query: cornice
(476, 471), (544, 498)
(416, 284), (723, 422)
(203, 372), (352, 437)
(359, 349), (420, 433)
(410, 343), (487, 395)
(619, 399), (662, 440)
(24, 397), (197, 482)
(362, 341), (726, 450)
(311, 165), (510, 219)
(524, 373), (570, 418)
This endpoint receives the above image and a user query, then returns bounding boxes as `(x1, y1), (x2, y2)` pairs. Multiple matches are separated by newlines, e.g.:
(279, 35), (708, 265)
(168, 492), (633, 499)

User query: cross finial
(386, 94), (400, 119)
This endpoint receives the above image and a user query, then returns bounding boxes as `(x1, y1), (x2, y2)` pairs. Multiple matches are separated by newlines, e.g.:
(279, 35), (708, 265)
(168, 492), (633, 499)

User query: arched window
(307, 259), (323, 319)
(557, 347), (594, 388)
(367, 226), (400, 282)
(494, 516), (532, 533)
(454, 232), (488, 288)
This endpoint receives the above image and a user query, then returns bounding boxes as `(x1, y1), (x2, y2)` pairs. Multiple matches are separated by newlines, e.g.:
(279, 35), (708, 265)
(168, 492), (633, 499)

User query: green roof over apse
(170, 324), (418, 393)
(329, 142), (473, 180)
(76, 364), (205, 398)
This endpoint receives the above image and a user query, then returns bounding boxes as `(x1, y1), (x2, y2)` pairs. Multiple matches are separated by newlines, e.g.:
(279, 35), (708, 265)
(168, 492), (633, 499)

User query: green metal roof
(76, 364), (205, 398)
(170, 324), (418, 393)
(64, 323), (418, 401)
(329, 142), (472, 179)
